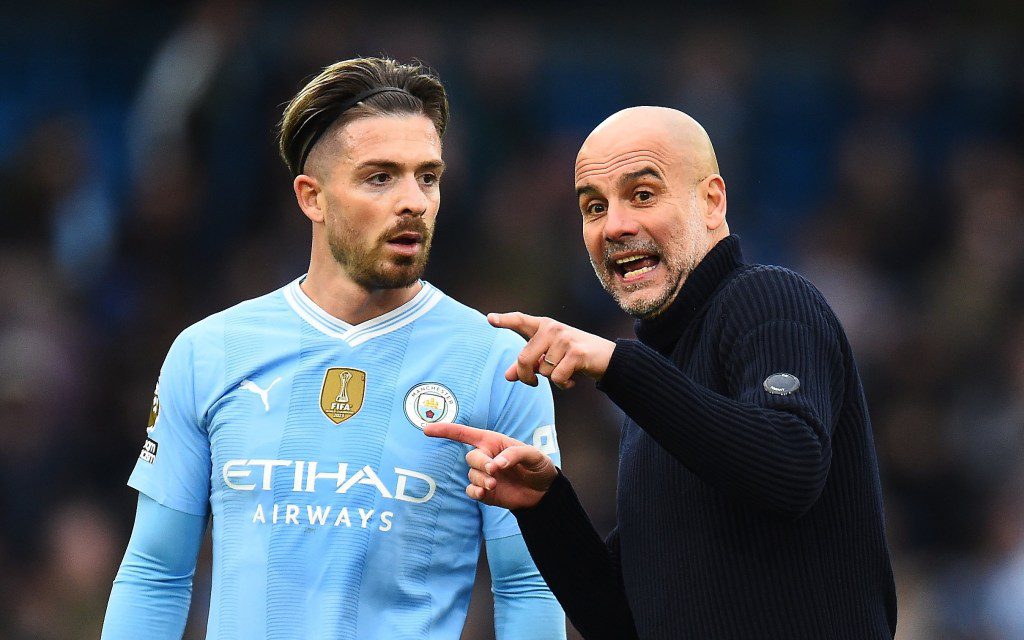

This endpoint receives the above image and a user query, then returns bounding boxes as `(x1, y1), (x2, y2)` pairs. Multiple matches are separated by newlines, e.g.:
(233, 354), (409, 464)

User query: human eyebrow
(576, 167), (664, 198)
(355, 160), (401, 172)
(355, 160), (446, 173)
(618, 167), (664, 187)
(418, 160), (446, 174)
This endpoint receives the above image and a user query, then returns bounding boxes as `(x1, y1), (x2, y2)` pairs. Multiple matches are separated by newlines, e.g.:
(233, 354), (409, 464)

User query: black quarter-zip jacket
(515, 235), (897, 639)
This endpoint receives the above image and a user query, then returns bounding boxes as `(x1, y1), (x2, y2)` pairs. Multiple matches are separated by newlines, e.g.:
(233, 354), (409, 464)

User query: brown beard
(329, 217), (433, 289)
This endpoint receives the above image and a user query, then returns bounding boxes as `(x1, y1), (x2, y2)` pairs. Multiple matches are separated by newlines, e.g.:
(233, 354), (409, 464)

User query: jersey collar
(283, 276), (443, 346)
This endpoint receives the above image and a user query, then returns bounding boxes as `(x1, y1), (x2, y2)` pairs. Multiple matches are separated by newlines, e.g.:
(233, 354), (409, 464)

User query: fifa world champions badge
(404, 383), (458, 430)
(320, 368), (367, 424)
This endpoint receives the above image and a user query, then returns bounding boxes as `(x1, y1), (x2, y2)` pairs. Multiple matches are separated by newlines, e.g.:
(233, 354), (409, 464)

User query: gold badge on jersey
(320, 368), (366, 424)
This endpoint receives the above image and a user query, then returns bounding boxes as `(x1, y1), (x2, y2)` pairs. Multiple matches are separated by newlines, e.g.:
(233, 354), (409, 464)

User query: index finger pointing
(423, 422), (493, 449)
(487, 312), (542, 339)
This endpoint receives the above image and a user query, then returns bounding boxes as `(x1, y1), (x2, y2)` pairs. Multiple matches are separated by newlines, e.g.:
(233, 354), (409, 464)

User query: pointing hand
(423, 422), (557, 510)
(488, 312), (616, 389)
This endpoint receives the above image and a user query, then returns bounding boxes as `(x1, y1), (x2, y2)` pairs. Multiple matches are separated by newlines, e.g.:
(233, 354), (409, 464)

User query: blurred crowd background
(2, 1), (1023, 638)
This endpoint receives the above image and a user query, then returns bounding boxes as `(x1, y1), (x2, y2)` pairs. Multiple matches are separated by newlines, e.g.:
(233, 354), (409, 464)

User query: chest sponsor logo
(320, 368), (366, 424)
(404, 382), (458, 430)
(222, 459), (438, 533)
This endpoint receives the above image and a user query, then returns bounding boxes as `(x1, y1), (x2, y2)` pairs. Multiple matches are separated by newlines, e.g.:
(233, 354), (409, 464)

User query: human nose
(395, 175), (429, 217)
(603, 202), (640, 240)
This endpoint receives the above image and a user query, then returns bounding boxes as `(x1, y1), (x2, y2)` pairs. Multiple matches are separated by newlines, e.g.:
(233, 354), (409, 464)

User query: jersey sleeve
(101, 493), (207, 640)
(128, 328), (213, 517)
(479, 331), (561, 540)
(487, 533), (566, 640)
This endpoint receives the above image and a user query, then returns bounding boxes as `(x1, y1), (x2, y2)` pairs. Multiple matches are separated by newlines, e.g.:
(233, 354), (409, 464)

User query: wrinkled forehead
(574, 129), (684, 187)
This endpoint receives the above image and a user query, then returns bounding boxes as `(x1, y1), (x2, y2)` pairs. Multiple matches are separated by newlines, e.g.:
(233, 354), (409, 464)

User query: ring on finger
(542, 355), (557, 367)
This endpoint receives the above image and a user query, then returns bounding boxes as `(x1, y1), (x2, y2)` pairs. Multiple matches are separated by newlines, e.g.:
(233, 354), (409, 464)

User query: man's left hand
(488, 312), (616, 389)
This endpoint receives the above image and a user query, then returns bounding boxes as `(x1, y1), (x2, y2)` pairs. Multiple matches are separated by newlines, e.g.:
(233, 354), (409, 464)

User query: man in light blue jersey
(102, 57), (565, 640)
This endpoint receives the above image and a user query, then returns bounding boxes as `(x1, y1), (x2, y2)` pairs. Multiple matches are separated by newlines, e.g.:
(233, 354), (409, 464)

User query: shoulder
(711, 264), (842, 348)
(427, 285), (527, 353)
(717, 264), (835, 320)
(169, 284), (292, 362)
(217, 285), (291, 327)
(723, 263), (824, 296)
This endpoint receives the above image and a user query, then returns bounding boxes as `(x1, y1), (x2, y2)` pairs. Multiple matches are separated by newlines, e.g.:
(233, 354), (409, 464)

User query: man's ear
(703, 174), (727, 231)
(294, 174), (325, 223)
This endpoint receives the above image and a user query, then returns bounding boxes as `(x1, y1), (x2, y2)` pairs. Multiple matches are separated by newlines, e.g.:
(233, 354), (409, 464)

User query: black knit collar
(634, 235), (745, 352)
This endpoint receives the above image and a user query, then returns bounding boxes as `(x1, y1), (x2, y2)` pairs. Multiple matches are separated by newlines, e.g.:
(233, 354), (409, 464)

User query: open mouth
(385, 232), (423, 255)
(611, 252), (661, 282)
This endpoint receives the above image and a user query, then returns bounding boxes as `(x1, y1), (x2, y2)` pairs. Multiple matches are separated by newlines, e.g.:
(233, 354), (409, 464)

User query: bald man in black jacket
(426, 107), (897, 639)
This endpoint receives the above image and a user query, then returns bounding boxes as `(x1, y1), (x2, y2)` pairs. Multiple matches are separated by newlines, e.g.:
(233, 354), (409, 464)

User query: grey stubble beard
(589, 199), (705, 319)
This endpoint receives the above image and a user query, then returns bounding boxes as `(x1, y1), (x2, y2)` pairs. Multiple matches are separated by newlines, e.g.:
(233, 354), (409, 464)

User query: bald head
(575, 106), (729, 319)
(577, 106), (719, 180)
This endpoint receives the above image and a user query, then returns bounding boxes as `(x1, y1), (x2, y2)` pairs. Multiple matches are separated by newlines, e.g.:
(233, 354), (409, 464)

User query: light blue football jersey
(128, 277), (561, 640)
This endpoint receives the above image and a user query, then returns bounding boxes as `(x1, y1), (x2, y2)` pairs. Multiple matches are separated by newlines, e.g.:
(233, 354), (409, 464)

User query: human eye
(368, 172), (392, 185)
(582, 200), (607, 217)
(420, 172), (439, 186)
(632, 188), (655, 204)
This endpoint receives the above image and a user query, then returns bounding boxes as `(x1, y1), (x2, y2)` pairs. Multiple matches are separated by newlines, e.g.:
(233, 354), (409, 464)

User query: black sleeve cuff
(595, 338), (640, 396)
(512, 468), (577, 527)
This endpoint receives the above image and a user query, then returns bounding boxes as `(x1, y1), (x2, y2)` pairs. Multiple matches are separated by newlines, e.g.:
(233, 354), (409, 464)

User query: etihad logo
(251, 503), (393, 531)
(320, 368), (366, 424)
(222, 459), (436, 504)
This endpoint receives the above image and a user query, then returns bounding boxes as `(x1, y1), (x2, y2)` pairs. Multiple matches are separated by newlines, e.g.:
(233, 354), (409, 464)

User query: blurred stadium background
(2, 1), (1023, 638)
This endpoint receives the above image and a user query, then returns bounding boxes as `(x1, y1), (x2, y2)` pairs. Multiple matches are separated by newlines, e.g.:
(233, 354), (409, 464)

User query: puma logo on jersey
(240, 377), (282, 412)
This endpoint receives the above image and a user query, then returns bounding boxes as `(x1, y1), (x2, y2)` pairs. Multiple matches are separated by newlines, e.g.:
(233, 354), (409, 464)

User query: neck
(302, 248), (421, 325)
(633, 234), (744, 354)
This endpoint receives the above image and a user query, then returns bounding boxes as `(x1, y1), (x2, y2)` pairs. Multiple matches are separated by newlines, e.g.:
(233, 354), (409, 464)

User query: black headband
(293, 86), (413, 176)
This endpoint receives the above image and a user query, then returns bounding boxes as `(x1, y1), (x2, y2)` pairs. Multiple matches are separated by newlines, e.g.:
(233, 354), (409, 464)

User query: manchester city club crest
(320, 368), (367, 424)
(404, 382), (458, 430)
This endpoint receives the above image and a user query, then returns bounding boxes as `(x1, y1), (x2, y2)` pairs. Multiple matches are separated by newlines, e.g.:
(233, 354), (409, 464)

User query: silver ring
(542, 356), (557, 367)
